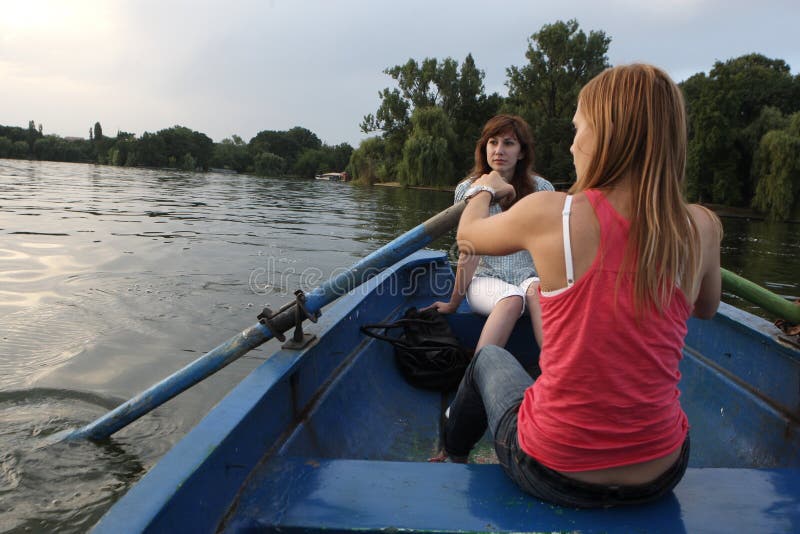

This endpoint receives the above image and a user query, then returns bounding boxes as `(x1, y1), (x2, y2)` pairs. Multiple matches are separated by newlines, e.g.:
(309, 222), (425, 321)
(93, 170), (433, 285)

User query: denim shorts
(444, 344), (690, 508)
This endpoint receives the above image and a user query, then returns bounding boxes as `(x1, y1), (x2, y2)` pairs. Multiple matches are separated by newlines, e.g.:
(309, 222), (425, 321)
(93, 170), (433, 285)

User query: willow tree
(361, 54), (498, 181)
(753, 112), (800, 221)
(347, 137), (387, 184)
(397, 106), (456, 187)
(253, 151), (286, 177)
(683, 54), (799, 206)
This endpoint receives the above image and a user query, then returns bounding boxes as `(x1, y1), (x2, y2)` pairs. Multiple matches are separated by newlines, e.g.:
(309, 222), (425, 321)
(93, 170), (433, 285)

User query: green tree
(347, 136), (387, 184)
(292, 148), (327, 177)
(752, 112), (800, 221)
(137, 125), (213, 170)
(683, 54), (799, 205)
(286, 126), (322, 152)
(26, 119), (42, 153)
(32, 135), (85, 162)
(109, 131), (137, 166)
(451, 54), (504, 172)
(253, 151), (286, 177)
(397, 106), (457, 187)
(0, 137), (11, 158)
(505, 19), (610, 183)
(249, 127), (317, 172)
(180, 152), (197, 171)
(0, 125), (29, 144)
(362, 54), (497, 181)
(11, 140), (29, 158)
(134, 132), (168, 167)
(210, 135), (252, 172)
(93, 121), (108, 163)
(291, 142), (354, 178)
(327, 143), (354, 172)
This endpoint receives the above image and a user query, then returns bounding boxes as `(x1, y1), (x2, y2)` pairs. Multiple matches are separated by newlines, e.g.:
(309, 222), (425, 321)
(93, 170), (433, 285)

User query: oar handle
(721, 268), (800, 323)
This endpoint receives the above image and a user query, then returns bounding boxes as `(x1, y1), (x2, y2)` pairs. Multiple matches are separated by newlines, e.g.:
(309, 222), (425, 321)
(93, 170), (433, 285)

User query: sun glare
(1, 1), (112, 33)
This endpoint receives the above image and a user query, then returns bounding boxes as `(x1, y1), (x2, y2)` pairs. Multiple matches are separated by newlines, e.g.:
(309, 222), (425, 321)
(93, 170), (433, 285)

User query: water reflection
(720, 217), (799, 314)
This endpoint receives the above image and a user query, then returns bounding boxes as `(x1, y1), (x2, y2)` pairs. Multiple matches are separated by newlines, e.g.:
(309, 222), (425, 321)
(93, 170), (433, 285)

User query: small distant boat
(315, 172), (350, 182)
(92, 249), (800, 533)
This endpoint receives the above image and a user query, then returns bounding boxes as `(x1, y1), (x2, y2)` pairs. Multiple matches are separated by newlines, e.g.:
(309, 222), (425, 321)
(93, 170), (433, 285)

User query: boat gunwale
(91, 250), (450, 533)
(92, 250), (800, 533)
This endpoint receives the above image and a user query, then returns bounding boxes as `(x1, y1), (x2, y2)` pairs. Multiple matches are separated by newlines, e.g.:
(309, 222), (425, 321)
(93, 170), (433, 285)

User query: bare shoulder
(688, 204), (723, 240)
(687, 204), (723, 318)
(516, 189), (566, 213)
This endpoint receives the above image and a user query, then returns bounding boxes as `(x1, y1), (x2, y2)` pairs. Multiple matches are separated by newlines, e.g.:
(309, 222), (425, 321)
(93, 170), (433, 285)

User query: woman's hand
(474, 170), (515, 204)
(421, 301), (459, 314)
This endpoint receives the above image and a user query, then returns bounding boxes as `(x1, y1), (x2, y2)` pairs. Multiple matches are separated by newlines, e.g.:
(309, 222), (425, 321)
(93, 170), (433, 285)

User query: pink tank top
(517, 189), (690, 471)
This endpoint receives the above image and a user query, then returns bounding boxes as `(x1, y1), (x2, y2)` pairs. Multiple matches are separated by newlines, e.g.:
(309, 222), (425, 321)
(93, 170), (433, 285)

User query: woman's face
(485, 130), (523, 179)
(570, 103), (596, 180)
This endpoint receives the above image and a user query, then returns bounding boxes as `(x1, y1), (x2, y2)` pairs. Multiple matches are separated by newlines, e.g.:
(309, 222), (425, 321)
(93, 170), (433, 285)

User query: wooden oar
(60, 201), (466, 441)
(721, 268), (800, 324)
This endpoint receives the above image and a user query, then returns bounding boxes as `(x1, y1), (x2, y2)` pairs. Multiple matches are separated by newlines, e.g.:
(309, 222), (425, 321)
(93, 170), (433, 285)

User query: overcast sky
(1, 0), (798, 147)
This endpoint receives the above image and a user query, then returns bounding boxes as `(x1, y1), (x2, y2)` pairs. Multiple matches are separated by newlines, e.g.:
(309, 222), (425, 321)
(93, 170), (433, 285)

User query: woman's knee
(525, 280), (540, 300)
(493, 294), (524, 316)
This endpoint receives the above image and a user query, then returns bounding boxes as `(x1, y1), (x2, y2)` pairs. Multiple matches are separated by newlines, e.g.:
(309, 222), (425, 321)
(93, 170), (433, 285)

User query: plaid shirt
(454, 175), (555, 285)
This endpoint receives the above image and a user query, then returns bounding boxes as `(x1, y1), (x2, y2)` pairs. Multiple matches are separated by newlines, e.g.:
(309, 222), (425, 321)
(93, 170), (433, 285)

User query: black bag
(360, 307), (470, 391)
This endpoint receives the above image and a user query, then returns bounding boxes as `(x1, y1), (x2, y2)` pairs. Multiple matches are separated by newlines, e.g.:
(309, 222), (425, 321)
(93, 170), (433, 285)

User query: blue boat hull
(93, 250), (800, 533)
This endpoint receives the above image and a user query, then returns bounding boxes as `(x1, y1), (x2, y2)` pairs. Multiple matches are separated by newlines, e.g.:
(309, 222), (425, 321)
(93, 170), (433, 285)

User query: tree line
(0, 121), (353, 179)
(350, 20), (800, 220)
(1, 19), (798, 220)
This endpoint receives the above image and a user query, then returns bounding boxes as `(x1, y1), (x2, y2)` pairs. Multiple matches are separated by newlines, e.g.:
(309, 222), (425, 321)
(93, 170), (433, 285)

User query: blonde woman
(439, 64), (722, 508)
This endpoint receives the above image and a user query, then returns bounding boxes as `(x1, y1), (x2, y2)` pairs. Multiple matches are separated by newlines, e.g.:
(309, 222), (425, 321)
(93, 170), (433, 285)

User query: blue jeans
(443, 345), (690, 508)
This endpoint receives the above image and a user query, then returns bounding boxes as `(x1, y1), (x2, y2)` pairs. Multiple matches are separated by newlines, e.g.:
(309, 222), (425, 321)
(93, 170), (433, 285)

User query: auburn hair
(570, 64), (714, 313)
(466, 114), (539, 207)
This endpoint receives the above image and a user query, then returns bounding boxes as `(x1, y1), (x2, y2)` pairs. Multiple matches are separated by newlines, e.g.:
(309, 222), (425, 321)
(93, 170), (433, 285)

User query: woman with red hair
(443, 64), (722, 508)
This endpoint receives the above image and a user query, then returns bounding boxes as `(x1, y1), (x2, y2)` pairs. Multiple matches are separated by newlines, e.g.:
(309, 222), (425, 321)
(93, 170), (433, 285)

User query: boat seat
(222, 457), (800, 532)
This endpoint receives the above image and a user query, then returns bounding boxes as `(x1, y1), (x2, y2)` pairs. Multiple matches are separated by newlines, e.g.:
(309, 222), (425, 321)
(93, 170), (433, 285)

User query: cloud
(1, 0), (797, 147)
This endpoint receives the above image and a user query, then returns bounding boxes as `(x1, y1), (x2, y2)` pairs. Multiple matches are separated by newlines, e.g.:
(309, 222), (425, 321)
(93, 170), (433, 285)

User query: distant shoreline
(368, 182), (791, 222)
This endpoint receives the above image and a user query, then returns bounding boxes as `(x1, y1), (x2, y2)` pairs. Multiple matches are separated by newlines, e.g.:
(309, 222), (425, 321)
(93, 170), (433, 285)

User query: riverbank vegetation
(1, 19), (798, 220)
(0, 122), (353, 181)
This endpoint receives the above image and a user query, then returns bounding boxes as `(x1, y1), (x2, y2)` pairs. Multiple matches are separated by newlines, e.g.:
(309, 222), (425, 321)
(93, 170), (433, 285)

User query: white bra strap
(562, 195), (575, 287)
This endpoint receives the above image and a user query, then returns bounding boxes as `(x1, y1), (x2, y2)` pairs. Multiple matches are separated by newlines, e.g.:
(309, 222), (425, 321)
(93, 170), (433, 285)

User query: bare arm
(689, 204), (723, 319)
(424, 179), (481, 313)
(423, 252), (479, 313)
(456, 171), (544, 257)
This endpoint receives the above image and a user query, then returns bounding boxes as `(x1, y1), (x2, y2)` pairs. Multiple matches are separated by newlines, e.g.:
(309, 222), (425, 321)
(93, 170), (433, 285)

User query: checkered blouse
(454, 175), (555, 285)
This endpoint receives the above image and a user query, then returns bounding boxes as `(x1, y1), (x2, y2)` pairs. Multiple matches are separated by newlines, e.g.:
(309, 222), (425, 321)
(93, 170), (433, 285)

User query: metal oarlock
(256, 290), (319, 348)
(257, 305), (286, 342)
(282, 290), (319, 349)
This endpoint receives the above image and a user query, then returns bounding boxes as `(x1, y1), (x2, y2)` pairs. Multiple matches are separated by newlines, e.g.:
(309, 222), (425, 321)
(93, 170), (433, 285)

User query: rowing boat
(92, 249), (800, 533)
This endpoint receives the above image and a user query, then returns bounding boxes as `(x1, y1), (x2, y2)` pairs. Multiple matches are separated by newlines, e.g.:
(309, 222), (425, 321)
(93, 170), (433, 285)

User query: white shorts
(466, 276), (539, 317)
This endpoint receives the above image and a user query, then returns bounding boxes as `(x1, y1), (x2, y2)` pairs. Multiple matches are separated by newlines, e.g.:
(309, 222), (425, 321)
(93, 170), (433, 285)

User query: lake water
(1, 159), (798, 532)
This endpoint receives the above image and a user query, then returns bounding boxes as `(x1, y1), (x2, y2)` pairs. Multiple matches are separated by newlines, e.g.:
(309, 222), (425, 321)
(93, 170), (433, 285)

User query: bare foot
(428, 450), (467, 463)
(428, 451), (448, 463)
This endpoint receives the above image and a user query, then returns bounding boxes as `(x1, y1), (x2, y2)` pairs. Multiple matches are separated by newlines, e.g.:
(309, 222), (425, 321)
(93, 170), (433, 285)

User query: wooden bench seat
(223, 457), (800, 533)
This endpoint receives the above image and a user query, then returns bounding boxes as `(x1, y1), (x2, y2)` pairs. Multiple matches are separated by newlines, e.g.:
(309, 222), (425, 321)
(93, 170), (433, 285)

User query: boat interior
(93, 250), (800, 533)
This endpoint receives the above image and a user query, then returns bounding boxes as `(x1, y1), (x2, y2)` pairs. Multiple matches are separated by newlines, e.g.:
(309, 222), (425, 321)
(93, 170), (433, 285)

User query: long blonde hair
(570, 64), (706, 313)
